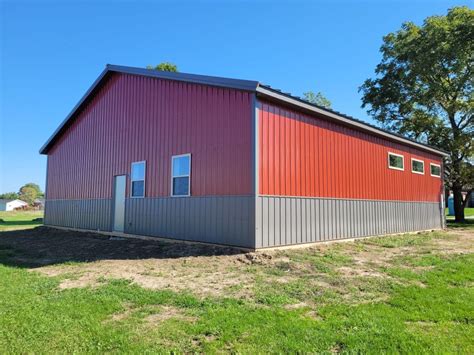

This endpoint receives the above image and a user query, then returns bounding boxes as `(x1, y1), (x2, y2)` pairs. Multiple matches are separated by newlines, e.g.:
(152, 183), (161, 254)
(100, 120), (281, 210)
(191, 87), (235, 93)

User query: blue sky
(0, 0), (469, 193)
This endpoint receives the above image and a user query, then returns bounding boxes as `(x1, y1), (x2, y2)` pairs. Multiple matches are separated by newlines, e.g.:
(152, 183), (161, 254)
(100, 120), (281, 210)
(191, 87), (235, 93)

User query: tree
(19, 186), (37, 205)
(303, 91), (332, 109)
(360, 6), (473, 223)
(146, 62), (178, 72)
(0, 192), (19, 200)
(21, 183), (44, 198)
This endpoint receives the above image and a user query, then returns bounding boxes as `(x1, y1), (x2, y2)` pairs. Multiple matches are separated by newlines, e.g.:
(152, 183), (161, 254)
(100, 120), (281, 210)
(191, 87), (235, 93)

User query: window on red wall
(131, 161), (146, 197)
(171, 154), (191, 197)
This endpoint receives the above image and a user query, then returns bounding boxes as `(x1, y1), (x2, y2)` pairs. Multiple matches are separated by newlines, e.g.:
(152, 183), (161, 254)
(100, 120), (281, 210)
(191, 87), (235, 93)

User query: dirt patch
(336, 266), (386, 278)
(0, 227), (260, 298)
(236, 252), (274, 265)
(431, 229), (474, 255)
(43, 257), (256, 298)
(0, 226), (472, 303)
(0, 226), (243, 267)
(284, 302), (309, 310)
(108, 303), (135, 322)
(144, 306), (197, 325)
(105, 304), (197, 325)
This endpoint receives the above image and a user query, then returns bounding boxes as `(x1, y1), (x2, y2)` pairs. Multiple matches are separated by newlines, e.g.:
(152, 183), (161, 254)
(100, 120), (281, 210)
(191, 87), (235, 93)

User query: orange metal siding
(46, 73), (253, 199)
(258, 100), (443, 202)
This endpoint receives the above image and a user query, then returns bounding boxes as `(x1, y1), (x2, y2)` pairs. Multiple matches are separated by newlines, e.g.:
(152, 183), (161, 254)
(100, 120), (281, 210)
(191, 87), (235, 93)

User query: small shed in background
(0, 199), (28, 211)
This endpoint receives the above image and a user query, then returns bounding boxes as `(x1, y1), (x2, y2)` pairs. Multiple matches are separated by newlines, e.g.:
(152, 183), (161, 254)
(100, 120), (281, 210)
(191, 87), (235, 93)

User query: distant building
(0, 199), (28, 211)
(33, 199), (45, 210)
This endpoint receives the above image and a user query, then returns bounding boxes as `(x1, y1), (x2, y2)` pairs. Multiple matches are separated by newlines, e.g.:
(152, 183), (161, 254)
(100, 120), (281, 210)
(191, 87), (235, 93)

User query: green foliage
(18, 186), (37, 205)
(360, 6), (474, 220)
(0, 192), (19, 200)
(1, 184), (43, 202)
(146, 62), (178, 72)
(303, 91), (332, 108)
(20, 183), (43, 198)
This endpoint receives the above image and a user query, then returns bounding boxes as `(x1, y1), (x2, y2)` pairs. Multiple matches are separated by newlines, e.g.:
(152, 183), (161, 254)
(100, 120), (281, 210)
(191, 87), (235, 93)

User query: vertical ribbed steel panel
(46, 73), (253, 200)
(255, 196), (442, 248)
(258, 100), (444, 202)
(124, 195), (254, 248)
(45, 195), (254, 248)
(44, 199), (112, 231)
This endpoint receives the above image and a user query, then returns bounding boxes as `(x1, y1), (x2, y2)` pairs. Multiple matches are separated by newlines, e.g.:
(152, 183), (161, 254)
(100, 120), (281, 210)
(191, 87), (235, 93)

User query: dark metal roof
(107, 64), (259, 91)
(40, 64), (448, 157)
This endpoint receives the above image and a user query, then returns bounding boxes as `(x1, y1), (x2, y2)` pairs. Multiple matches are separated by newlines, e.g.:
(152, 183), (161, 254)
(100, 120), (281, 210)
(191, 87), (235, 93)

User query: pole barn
(40, 65), (447, 249)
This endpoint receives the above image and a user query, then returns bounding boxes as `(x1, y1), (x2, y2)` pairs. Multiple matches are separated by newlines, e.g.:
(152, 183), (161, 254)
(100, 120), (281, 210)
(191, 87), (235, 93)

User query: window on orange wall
(430, 163), (441, 177)
(388, 152), (404, 171)
(411, 158), (425, 174)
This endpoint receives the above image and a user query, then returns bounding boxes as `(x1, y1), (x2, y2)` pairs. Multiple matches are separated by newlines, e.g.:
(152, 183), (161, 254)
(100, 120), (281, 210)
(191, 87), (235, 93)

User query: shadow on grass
(0, 220), (42, 226)
(0, 227), (246, 269)
(446, 219), (474, 229)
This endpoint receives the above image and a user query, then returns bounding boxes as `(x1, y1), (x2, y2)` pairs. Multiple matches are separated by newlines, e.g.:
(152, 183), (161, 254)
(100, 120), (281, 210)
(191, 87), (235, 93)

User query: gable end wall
(44, 73), (256, 248)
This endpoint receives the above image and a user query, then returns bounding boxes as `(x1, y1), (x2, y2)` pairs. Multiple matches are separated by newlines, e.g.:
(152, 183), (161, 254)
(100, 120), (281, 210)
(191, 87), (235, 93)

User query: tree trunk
(452, 183), (465, 223)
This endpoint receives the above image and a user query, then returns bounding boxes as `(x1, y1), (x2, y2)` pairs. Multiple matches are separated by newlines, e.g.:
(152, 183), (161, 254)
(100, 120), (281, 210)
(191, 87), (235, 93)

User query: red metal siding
(47, 73), (253, 199)
(258, 100), (443, 202)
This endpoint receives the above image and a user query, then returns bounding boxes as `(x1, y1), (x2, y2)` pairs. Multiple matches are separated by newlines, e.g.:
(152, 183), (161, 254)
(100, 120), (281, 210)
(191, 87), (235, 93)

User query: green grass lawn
(446, 207), (474, 219)
(0, 211), (43, 231)
(0, 223), (473, 353)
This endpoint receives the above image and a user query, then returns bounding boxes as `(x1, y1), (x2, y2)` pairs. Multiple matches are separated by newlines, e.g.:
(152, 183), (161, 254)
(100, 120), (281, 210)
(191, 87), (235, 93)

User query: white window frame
(430, 163), (441, 178)
(411, 158), (425, 175)
(171, 154), (191, 197)
(388, 152), (404, 171)
(130, 161), (146, 198)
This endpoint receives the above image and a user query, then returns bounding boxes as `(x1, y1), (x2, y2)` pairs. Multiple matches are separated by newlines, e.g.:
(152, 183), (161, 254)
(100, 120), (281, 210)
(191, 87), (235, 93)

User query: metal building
(40, 64), (447, 249)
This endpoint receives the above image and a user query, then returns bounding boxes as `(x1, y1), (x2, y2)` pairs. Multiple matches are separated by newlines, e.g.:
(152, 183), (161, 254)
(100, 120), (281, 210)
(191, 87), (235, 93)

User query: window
(131, 161), (146, 197)
(388, 152), (404, 171)
(171, 154), (191, 196)
(430, 163), (441, 178)
(411, 158), (424, 174)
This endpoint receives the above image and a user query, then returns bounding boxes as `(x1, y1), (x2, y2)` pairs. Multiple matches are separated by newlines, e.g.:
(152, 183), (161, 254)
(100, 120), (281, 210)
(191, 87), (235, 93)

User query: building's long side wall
(256, 100), (444, 248)
(45, 73), (255, 248)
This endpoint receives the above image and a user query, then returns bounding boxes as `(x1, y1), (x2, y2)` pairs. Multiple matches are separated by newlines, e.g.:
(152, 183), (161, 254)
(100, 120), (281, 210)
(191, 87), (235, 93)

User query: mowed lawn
(446, 207), (474, 219)
(0, 211), (43, 231)
(0, 213), (473, 353)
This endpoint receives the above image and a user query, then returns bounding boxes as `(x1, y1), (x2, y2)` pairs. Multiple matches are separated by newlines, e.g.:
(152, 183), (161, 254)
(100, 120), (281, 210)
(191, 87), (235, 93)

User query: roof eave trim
(39, 67), (111, 154)
(106, 64), (259, 92)
(256, 86), (449, 158)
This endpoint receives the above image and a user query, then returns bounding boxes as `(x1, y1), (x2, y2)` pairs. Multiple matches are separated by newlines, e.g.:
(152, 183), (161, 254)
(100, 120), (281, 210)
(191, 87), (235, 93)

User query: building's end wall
(44, 73), (255, 248)
(44, 196), (256, 248)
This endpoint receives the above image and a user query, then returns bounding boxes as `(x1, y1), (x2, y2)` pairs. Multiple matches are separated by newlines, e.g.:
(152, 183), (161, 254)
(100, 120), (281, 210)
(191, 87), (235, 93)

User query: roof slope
(40, 64), (447, 157)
